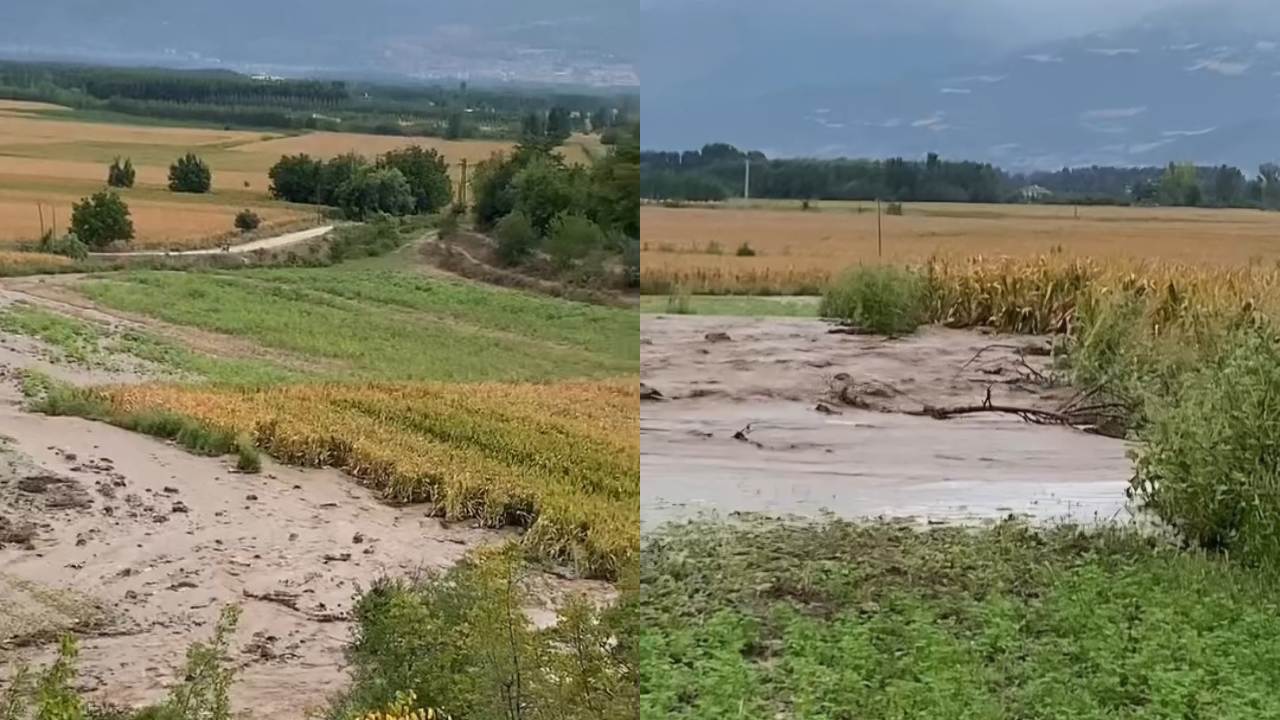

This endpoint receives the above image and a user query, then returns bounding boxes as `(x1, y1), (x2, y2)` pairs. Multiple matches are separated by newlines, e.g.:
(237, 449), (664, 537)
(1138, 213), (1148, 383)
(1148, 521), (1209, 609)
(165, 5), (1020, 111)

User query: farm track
(89, 224), (336, 258)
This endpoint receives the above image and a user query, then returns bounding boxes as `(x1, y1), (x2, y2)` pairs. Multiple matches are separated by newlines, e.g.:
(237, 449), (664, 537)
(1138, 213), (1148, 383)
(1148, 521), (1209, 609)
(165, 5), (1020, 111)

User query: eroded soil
(0, 296), (611, 717)
(641, 315), (1134, 529)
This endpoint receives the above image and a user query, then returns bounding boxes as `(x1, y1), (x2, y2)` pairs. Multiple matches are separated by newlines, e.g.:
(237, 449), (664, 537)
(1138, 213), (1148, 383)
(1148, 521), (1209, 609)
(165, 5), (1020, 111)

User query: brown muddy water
(641, 315), (1135, 530)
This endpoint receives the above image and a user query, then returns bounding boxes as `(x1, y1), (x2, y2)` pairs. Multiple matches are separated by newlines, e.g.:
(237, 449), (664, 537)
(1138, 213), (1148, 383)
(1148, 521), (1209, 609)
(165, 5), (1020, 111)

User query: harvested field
(641, 202), (1280, 293)
(0, 103), (596, 249)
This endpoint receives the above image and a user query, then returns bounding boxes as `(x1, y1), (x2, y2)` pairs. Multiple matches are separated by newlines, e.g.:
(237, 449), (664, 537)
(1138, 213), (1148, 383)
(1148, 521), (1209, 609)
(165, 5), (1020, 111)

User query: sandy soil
(641, 315), (1135, 529)
(0, 308), (611, 715)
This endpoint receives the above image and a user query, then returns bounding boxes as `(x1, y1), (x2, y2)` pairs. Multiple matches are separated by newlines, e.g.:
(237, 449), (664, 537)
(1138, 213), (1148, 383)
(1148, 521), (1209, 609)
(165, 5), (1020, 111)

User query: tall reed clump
(918, 253), (1280, 569)
(820, 265), (927, 334)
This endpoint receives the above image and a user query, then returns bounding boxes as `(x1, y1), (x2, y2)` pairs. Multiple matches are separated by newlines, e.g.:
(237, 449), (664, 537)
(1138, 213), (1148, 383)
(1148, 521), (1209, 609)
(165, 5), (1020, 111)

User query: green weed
(820, 264), (926, 334)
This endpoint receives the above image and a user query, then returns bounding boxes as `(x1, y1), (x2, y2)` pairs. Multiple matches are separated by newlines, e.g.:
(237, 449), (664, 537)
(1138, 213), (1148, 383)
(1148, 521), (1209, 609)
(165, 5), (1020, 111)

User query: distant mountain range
(642, 0), (1280, 170)
(0, 1), (637, 88)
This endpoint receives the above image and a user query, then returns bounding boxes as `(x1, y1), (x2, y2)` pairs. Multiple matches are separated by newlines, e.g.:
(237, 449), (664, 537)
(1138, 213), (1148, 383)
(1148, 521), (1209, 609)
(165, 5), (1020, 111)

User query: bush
(38, 232), (89, 260)
(234, 434), (261, 473)
(106, 157), (135, 188)
(233, 210), (261, 233)
(885, 201), (904, 216)
(1132, 330), (1280, 567)
(820, 265), (927, 334)
(494, 211), (538, 266)
(736, 242), (756, 257)
(546, 213), (605, 270)
(332, 548), (635, 720)
(328, 216), (403, 262)
(437, 211), (460, 240)
(168, 153), (212, 193)
(70, 191), (134, 250)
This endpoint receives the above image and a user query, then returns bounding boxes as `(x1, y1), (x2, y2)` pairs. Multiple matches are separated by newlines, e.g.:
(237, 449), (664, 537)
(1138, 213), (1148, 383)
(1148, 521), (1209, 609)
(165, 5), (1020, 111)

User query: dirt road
(90, 224), (335, 258)
(641, 315), (1134, 529)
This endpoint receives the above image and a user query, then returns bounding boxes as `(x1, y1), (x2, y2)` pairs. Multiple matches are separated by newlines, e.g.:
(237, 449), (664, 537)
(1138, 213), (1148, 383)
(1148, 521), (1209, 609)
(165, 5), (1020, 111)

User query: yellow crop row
(99, 380), (639, 578)
(0, 250), (73, 275)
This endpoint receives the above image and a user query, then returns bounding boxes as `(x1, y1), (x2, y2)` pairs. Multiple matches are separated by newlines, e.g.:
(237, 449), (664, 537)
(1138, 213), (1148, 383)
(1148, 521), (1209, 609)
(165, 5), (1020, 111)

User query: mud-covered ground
(0, 287), (610, 716)
(641, 315), (1134, 529)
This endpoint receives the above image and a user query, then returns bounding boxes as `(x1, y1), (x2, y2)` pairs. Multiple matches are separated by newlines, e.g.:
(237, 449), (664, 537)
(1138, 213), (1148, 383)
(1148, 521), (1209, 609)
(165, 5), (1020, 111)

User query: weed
(735, 242), (756, 257)
(234, 434), (262, 474)
(665, 284), (692, 314)
(820, 264), (926, 334)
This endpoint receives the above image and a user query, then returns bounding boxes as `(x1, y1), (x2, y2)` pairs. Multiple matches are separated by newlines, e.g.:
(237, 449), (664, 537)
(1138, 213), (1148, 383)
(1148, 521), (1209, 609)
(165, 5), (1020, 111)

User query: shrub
(106, 157), (135, 188)
(437, 211), (460, 240)
(233, 210), (261, 233)
(494, 211), (538, 266)
(234, 434), (261, 473)
(546, 213), (605, 270)
(38, 232), (89, 261)
(1132, 330), (1280, 567)
(333, 548), (635, 720)
(736, 241), (756, 257)
(821, 265), (927, 334)
(70, 191), (134, 250)
(168, 153), (212, 193)
(328, 216), (403, 261)
(885, 201), (904, 216)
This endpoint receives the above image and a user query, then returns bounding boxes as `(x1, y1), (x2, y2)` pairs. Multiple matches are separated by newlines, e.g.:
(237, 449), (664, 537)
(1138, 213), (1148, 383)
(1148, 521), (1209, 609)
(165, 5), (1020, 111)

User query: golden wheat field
(0, 100), (597, 249)
(641, 202), (1280, 293)
(96, 379), (639, 578)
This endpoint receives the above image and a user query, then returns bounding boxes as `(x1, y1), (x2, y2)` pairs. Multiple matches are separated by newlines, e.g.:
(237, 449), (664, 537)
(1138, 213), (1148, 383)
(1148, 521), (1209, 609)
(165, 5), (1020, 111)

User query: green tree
(376, 146), (452, 214)
(512, 155), (585, 237)
(1158, 162), (1200, 206)
(168, 152), (212, 193)
(546, 106), (573, 143)
(588, 124), (640, 238)
(70, 191), (134, 249)
(335, 167), (414, 219)
(267, 153), (323, 203)
(471, 152), (520, 230)
(317, 153), (367, 206)
(1211, 165), (1246, 206)
(494, 211), (538, 266)
(445, 111), (468, 140)
(106, 156), (135, 188)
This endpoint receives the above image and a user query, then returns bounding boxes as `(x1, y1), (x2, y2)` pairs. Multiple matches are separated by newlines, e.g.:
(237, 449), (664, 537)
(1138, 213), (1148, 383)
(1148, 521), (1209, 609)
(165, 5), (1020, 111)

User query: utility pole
(876, 198), (883, 259)
(459, 158), (468, 208)
(743, 157), (751, 201)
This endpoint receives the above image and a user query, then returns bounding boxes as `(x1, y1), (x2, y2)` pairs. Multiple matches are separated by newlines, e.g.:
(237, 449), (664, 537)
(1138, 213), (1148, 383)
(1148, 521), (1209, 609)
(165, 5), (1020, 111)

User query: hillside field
(0, 100), (599, 250)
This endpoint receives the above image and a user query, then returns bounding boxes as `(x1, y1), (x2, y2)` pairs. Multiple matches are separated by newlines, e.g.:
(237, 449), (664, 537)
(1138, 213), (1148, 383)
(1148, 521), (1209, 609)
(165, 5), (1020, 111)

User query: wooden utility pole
(459, 158), (468, 208)
(743, 157), (750, 200)
(877, 199), (883, 259)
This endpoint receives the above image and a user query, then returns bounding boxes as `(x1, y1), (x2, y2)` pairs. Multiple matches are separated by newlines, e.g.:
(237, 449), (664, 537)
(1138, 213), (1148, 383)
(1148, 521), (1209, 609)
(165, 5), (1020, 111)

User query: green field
(641, 519), (1280, 719)
(66, 267), (637, 382)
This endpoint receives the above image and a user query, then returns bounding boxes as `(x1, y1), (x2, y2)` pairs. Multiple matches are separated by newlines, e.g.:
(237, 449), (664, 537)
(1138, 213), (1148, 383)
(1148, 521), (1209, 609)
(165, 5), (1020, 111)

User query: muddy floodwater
(641, 315), (1135, 530)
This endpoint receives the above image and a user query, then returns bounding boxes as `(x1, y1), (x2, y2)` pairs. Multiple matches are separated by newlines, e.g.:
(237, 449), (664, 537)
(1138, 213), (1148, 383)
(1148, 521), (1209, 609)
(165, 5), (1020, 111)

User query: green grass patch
(642, 518), (1280, 719)
(820, 264), (927, 334)
(640, 294), (821, 317)
(0, 306), (102, 364)
(77, 268), (638, 381)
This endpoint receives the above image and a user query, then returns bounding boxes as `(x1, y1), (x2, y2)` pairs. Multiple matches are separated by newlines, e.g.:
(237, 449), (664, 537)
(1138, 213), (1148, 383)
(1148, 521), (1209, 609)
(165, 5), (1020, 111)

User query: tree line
(643, 144), (1280, 209)
(0, 60), (637, 142)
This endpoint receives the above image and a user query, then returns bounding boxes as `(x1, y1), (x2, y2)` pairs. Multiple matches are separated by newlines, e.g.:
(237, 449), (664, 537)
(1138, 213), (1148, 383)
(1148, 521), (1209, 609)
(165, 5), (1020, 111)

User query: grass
(74, 268), (638, 381)
(641, 518), (1280, 719)
(0, 304), (297, 385)
(640, 202), (1280, 294)
(639, 294), (820, 317)
(0, 251), (74, 276)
